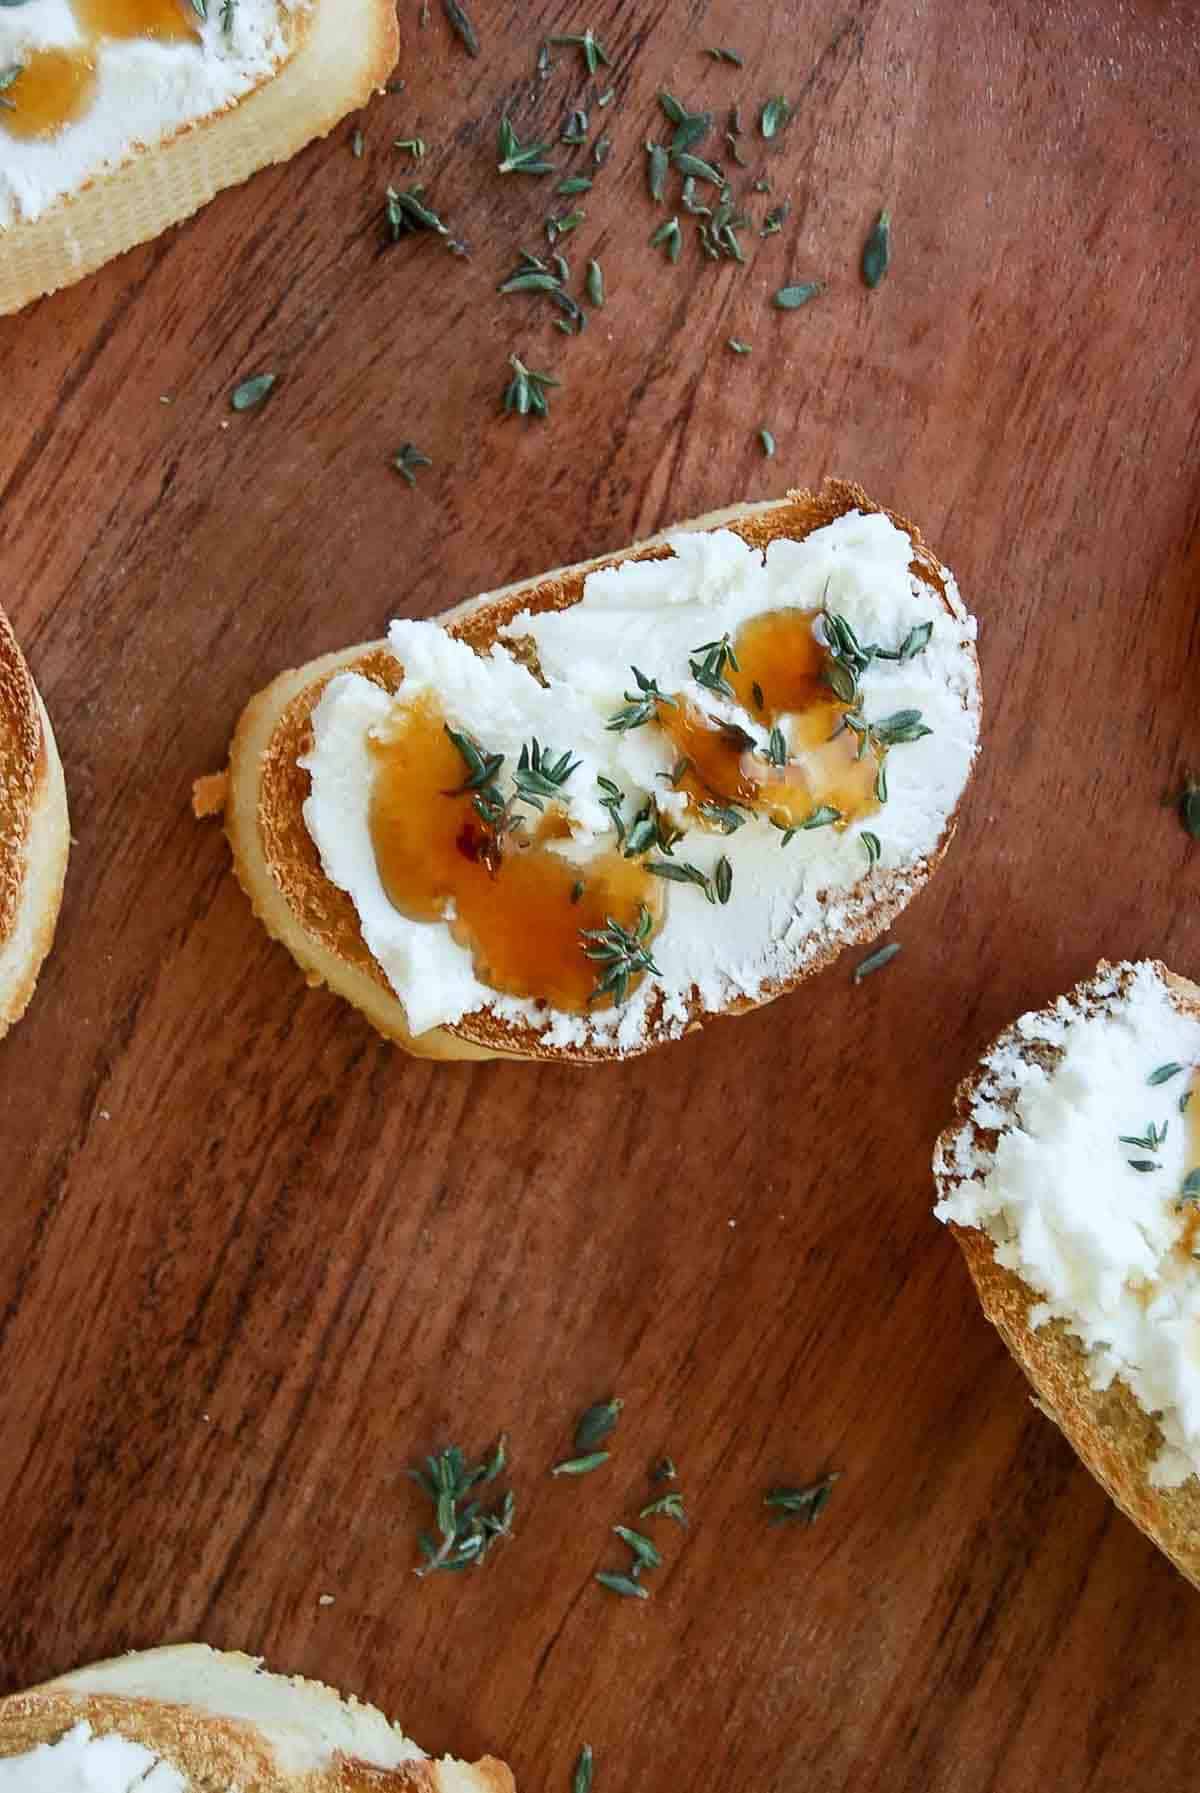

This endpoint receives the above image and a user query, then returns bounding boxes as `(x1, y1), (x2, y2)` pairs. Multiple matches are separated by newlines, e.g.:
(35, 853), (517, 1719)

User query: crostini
(935, 959), (1200, 1587)
(0, 0), (398, 317)
(199, 480), (982, 1063)
(0, 1643), (514, 1790)
(0, 605), (69, 1042)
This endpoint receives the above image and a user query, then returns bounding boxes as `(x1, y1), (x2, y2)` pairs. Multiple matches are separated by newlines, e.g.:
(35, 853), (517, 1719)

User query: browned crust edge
(221, 478), (981, 1063)
(935, 961), (1200, 1588)
(0, 609), (69, 1040)
(0, 1688), (514, 1793)
(0, 0), (400, 318)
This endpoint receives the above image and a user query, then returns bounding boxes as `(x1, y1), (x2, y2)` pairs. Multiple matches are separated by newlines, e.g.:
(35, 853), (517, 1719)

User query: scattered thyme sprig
(444, 728), (579, 835)
(498, 116), (555, 175)
(442, 0), (480, 56)
(498, 251), (585, 332)
(764, 1472), (839, 1525)
(548, 28), (609, 74)
(392, 442), (432, 486)
(606, 667), (675, 731)
(1119, 1120), (1169, 1152)
(411, 1438), (513, 1575)
(640, 1490), (687, 1525)
(581, 907), (660, 1005)
(503, 354), (560, 419)
(385, 183), (451, 242)
(689, 633), (739, 698)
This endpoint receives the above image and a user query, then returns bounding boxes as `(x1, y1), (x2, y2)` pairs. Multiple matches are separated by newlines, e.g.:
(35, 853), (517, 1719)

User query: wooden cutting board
(2, 2), (1199, 1788)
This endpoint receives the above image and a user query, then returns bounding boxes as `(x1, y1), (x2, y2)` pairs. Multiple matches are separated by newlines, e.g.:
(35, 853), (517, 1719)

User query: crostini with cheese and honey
(197, 480), (982, 1063)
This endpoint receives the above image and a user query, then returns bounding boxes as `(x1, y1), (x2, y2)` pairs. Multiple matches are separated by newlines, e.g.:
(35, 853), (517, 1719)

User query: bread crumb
(318, 1594), (336, 1607)
(192, 771), (228, 819)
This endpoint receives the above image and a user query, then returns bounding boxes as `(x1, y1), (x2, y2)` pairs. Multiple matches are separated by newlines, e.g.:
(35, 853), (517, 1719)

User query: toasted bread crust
(937, 963), (1200, 1588)
(0, 1648), (514, 1793)
(0, 0), (399, 318)
(219, 479), (980, 1062)
(0, 608), (69, 1040)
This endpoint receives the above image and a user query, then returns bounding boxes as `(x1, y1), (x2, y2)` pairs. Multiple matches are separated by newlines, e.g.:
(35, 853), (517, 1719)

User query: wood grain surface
(2, 2), (1200, 1788)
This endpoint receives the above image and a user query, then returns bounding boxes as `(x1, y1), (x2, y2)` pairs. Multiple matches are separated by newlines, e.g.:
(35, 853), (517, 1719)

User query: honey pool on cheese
(302, 510), (981, 1049)
(0, 0), (308, 228)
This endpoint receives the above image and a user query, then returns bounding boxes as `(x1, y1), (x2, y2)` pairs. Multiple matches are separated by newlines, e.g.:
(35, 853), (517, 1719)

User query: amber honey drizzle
(665, 607), (882, 831)
(1, 0), (199, 140)
(0, 48), (97, 139)
(368, 698), (662, 1015)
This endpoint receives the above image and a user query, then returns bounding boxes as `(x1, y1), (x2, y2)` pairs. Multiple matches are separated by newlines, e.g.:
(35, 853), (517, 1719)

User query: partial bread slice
(0, 0), (398, 318)
(0, 1643), (514, 1791)
(203, 479), (981, 1064)
(934, 963), (1200, 1588)
(0, 606), (69, 1041)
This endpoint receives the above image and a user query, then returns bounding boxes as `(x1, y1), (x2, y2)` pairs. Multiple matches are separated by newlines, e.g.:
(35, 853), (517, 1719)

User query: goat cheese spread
(303, 509), (981, 1048)
(935, 960), (1200, 1488)
(0, 0), (307, 228)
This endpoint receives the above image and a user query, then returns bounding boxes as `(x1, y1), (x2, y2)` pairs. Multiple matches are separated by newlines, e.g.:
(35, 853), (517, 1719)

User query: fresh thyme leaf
(392, 441), (433, 486)
(0, 63), (24, 110)
(190, 0), (206, 17)
(650, 216), (682, 262)
(726, 131), (749, 167)
(597, 88), (614, 107)
(660, 94), (714, 156)
(385, 78), (406, 92)
(853, 942), (901, 982)
(613, 1525), (663, 1570)
(764, 1472), (839, 1525)
(230, 372), (276, 412)
(394, 136), (426, 158)
(697, 184), (750, 261)
(875, 759), (888, 804)
(1127, 1159), (1160, 1173)
(699, 802), (746, 834)
(581, 907), (661, 1005)
(549, 28), (610, 74)
(220, 0), (236, 32)
(623, 799), (683, 860)
(552, 1451), (611, 1476)
(499, 269), (562, 295)
(900, 619), (933, 660)
(411, 1438), (513, 1575)
(444, 726), (504, 794)
(870, 709), (932, 746)
(862, 208), (891, 287)
(498, 116), (555, 175)
(558, 174), (593, 194)
(1149, 1062), (1185, 1086)
(647, 859), (715, 902)
(766, 726), (788, 766)
(561, 107), (589, 144)
(640, 1491), (687, 1525)
(1180, 1170), (1200, 1203)
(645, 141), (669, 202)
(652, 1457), (677, 1482)
(1119, 1122), (1169, 1151)
(596, 775), (626, 841)
(576, 1398), (623, 1451)
(570, 880), (585, 904)
(773, 281), (824, 309)
(607, 667), (674, 731)
(512, 738), (582, 806)
(385, 183), (450, 240)
(442, 0), (480, 56)
(674, 150), (724, 184)
(760, 200), (790, 237)
(714, 855), (733, 905)
(727, 337), (752, 354)
(1177, 777), (1200, 840)
(351, 127), (364, 158)
(689, 633), (738, 697)
(773, 805), (841, 845)
(751, 681), (764, 709)
(680, 175), (710, 216)
(595, 1571), (650, 1600)
(707, 45), (744, 64)
(760, 95), (793, 138)
(546, 209), (585, 245)
(1183, 1089), (1194, 1114)
(592, 133), (612, 166)
(759, 427), (776, 457)
(573, 1745), (594, 1793)
(860, 830), (882, 868)
(502, 353), (560, 419)
(586, 258), (605, 306)
(657, 90), (688, 125)
(552, 251), (570, 282)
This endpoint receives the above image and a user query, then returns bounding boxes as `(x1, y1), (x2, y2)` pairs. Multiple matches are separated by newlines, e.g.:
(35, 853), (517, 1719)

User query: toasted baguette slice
(0, 606), (69, 1041)
(0, 1644), (514, 1791)
(203, 479), (981, 1064)
(0, 0), (398, 319)
(934, 961), (1200, 1588)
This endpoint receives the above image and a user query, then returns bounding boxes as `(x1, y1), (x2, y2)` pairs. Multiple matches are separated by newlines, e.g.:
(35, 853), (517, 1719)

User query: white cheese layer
(934, 961), (1200, 1488)
(302, 510), (981, 1049)
(0, 1), (307, 228)
(0, 1722), (186, 1792)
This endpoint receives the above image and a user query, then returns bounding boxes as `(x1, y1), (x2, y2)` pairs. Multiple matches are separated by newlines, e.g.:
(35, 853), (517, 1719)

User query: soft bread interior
(0, 1644), (514, 1791)
(0, 612), (69, 1040)
(938, 964), (1200, 1589)
(218, 480), (978, 1064)
(0, 0), (399, 318)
